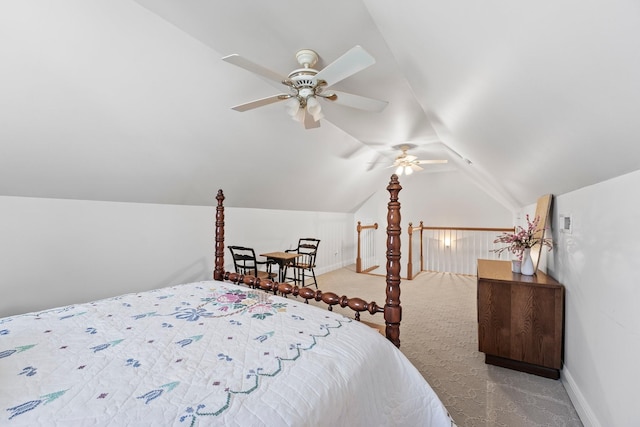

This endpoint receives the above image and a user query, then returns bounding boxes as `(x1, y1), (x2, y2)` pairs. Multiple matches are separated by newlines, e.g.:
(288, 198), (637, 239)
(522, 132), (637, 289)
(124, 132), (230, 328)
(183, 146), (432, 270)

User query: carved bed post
(213, 189), (225, 281)
(214, 180), (403, 348)
(385, 174), (402, 347)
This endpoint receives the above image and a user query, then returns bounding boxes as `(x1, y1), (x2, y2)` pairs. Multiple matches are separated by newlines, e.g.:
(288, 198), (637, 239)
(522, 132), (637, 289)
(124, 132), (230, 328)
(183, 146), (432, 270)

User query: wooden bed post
(213, 189), (225, 281)
(214, 177), (404, 348)
(385, 174), (402, 347)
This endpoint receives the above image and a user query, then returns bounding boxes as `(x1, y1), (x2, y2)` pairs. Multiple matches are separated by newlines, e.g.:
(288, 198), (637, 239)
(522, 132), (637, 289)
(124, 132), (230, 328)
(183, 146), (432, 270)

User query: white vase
(521, 248), (535, 275)
(511, 259), (521, 273)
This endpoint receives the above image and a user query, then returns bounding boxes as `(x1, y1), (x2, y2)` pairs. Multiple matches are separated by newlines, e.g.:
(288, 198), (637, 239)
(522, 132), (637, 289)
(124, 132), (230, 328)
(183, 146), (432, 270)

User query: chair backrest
(294, 238), (320, 267)
(228, 246), (259, 276)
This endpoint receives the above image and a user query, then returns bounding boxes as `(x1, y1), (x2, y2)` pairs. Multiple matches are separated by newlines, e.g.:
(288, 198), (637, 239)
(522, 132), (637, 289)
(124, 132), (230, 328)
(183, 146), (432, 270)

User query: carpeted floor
(311, 266), (583, 427)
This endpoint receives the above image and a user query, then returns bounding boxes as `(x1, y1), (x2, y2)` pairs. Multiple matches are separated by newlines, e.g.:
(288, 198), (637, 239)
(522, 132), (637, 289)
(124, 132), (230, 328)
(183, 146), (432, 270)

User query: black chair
(228, 246), (277, 280)
(284, 238), (320, 288)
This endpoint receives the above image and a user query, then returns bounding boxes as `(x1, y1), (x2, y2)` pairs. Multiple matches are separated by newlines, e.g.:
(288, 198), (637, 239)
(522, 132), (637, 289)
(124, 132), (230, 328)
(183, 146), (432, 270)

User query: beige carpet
(310, 266), (582, 427)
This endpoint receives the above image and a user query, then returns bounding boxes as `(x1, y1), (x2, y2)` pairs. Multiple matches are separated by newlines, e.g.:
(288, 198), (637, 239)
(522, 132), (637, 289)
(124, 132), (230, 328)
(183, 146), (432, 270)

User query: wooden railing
(356, 221), (379, 273)
(407, 225), (515, 276)
(407, 221), (424, 280)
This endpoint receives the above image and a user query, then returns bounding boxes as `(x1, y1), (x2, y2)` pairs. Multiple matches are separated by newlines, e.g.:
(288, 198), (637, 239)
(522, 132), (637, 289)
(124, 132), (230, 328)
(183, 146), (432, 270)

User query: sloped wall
(0, 196), (214, 317)
(0, 196), (353, 317)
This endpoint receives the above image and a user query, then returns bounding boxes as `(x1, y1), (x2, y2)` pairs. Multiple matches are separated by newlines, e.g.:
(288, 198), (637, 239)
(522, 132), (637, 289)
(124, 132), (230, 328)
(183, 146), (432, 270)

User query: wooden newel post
(213, 189), (225, 281)
(407, 222), (414, 280)
(385, 174), (402, 347)
(419, 220), (424, 272)
(356, 221), (362, 273)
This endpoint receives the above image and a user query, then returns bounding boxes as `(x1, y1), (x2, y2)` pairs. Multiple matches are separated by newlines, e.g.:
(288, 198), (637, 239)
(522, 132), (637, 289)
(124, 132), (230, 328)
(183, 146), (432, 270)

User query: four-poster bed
(0, 176), (455, 426)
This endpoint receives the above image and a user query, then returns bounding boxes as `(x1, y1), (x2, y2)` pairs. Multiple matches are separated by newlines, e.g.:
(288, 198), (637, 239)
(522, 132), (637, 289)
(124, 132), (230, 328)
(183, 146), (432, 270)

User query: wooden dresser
(477, 259), (564, 379)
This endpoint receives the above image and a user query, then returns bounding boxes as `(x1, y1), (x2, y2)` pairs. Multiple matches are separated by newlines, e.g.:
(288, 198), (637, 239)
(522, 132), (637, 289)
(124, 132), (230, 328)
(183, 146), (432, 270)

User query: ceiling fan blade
(314, 45), (376, 87)
(404, 154), (417, 162)
(231, 94), (288, 112)
(416, 159), (449, 164)
(410, 164), (424, 172)
(222, 54), (287, 86)
(303, 109), (321, 129)
(325, 90), (388, 112)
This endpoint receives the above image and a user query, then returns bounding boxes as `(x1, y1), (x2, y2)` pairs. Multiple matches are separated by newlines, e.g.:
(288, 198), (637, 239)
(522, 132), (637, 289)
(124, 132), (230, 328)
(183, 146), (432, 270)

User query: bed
(0, 175), (455, 426)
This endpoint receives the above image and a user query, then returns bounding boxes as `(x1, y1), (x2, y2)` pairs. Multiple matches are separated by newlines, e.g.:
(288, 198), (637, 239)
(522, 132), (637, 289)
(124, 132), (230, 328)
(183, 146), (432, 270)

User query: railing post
(419, 221), (424, 273)
(407, 222), (414, 280)
(356, 221), (362, 273)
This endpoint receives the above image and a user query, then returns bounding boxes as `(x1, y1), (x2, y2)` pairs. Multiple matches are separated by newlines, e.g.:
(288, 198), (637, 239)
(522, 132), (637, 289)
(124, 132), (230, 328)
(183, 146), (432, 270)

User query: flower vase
(511, 259), (521, 273)
(521, 248), (535, 275)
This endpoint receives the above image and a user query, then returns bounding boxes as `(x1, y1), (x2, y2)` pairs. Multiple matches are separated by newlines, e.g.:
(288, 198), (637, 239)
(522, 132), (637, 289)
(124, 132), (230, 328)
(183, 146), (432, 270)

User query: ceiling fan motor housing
(288, 71), (318, 89)
(287, 71), (320, 106)
(287, 49), (330, 106)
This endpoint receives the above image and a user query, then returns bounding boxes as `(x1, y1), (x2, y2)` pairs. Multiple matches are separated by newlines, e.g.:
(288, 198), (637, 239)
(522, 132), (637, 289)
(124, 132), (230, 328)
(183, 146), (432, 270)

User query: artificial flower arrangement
(491, 214), (553, 260)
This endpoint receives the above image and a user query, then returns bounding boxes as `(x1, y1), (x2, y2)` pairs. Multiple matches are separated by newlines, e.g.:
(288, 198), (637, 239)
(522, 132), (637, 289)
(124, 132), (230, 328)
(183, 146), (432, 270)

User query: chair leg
(283, 265), (298, 285)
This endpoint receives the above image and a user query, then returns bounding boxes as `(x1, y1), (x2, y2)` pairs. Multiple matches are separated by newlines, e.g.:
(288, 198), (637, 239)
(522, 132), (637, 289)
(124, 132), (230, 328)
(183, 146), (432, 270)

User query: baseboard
(562, 367), (600, 427)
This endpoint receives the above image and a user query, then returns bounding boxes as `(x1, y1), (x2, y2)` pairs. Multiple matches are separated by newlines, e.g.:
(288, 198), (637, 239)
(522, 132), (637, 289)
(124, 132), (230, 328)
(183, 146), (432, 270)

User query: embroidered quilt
(1, 281), (454, 426)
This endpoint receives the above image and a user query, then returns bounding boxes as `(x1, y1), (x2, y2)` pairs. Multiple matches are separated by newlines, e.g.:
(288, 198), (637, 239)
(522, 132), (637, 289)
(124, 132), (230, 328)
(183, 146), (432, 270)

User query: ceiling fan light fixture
(394, 162), (416, 176)
(306, 96), (324, 121)
(285, 97), (300, 117)
(293, 108), (305, 123)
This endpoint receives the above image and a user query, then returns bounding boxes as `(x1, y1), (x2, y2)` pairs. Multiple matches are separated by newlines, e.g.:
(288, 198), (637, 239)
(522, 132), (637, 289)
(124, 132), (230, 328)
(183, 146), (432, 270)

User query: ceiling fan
(390, 145), (448, 176)
(222, 46), (388, 129)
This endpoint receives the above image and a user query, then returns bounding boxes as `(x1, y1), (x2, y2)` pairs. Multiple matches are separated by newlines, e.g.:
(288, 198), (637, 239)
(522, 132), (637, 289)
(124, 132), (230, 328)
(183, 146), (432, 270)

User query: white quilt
(0, 280), (454, 426)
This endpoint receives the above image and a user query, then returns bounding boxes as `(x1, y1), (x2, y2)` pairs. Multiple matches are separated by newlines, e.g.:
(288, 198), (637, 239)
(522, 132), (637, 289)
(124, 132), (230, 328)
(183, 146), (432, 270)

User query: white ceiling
(2, 1), (640, 212)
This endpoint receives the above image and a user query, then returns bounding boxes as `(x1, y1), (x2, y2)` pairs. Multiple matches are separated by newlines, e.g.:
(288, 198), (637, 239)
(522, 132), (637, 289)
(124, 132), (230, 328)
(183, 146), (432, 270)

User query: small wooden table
(260, 252), (301, 282)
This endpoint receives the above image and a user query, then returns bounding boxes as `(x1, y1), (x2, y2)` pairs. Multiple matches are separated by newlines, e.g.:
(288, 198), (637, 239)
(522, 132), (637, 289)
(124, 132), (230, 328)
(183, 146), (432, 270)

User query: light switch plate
(560, 214), (572, 234)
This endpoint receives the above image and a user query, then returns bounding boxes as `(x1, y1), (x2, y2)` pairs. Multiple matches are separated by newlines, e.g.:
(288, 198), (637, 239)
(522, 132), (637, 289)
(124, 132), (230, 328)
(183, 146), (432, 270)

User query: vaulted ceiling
(2, 1), (639, 213)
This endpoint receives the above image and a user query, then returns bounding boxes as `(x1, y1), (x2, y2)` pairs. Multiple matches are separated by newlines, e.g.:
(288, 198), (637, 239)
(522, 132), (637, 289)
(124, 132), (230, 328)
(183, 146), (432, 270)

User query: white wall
(0, 196), (353, 317)
(355, 171), (513, 276)
(0, 196), (214, 317)
(223, 206), (354, 274)
(541, 170), (640, 427)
